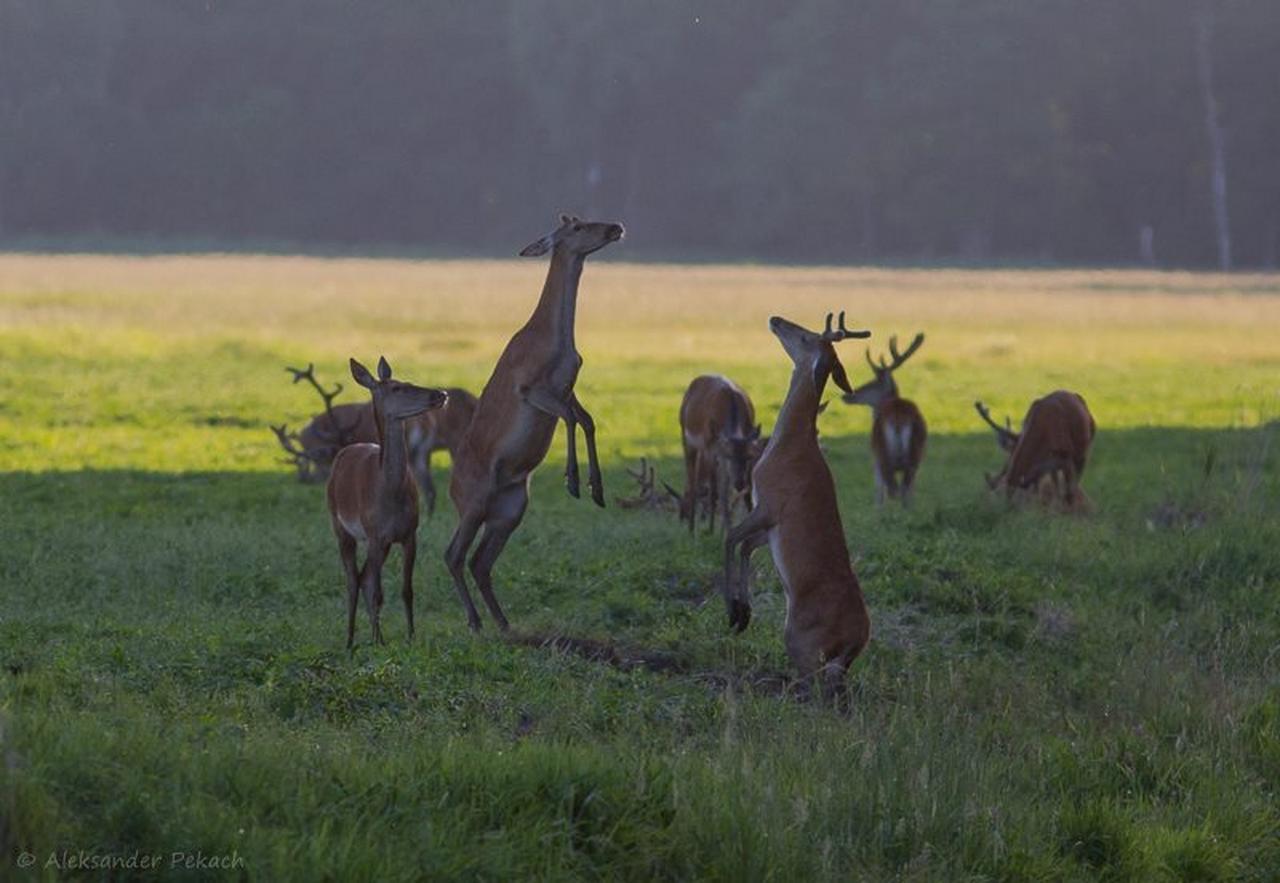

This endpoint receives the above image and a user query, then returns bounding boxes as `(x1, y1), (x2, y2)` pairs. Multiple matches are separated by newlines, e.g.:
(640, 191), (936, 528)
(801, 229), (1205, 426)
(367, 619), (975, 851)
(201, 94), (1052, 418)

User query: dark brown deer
(677, 375), (765, 534)
(974, 391), (1096, 511)
(327, 357), (447, 649)
(723, 312), (873, 701)
(444, 214), (624, 631)
(843, 333), (928, 506)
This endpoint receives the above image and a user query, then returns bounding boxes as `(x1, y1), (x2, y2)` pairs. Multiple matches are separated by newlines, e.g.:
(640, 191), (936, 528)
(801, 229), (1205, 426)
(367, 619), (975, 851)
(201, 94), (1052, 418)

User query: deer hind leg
(467, 483), (529, 632)
(723, 506), (772, 633)
(444, 510), (485, 631)
(900, 464), (918, 508)
(401, 533), (416, 641)
(336, 528), (361, 651)
(685, 447), (701, 535)
(361, 542), (388, 645)
(707, 464), (720, 535)
(413, 443), (437, 517)
(873, 465), (890, 506)
(570, 394), (605, 507)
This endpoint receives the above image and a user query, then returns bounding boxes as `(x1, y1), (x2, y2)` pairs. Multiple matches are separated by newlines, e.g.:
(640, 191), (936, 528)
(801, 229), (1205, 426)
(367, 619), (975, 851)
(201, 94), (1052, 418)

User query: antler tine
(865, 347), (877, 372)
(821, 310), (872, 342)
(886, 331), (925, 371)
(973, 400), (1012, 436)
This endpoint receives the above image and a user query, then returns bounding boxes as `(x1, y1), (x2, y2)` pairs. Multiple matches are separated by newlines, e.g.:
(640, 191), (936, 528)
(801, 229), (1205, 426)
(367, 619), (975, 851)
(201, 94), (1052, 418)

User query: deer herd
(273, 213), (1097, 700)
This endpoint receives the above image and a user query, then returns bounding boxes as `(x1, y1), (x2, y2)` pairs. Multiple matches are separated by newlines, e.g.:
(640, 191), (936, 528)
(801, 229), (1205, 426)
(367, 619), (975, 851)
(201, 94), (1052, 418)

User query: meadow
(0, 254), (1277, 881)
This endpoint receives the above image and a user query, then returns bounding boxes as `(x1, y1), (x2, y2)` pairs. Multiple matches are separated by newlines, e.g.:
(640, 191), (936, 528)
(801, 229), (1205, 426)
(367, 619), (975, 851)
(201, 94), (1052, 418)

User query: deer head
(768, 311), (871, 397)
(716, 423), (765, 495)
(350, 357), (448, 425)
(844, 332), (925, 408)
(519, 213), (625, 258)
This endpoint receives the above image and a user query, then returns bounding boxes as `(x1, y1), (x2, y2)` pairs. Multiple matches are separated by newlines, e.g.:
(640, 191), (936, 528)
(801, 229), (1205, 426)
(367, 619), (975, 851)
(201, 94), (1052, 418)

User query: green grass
(1, 256), (1278, 880)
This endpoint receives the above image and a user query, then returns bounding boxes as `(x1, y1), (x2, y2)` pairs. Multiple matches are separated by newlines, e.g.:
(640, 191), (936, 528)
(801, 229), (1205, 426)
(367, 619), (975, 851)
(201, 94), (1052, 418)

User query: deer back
(680, 375), (755, 447)
(300, 402), (377, 454)
(1005, 390), (1094, 487)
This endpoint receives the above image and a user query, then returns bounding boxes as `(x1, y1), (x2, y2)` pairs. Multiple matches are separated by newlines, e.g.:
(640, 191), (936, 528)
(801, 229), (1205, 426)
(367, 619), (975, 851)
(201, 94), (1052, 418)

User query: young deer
(327, 357), (447, 648)
(724, 312), (873, 701)
(843, 333), (927, 506)
(444, 214), (624, 631)
(406, 387), (478, 516)
(677, 375), (765, 534)
(974, 390), (1096, 511)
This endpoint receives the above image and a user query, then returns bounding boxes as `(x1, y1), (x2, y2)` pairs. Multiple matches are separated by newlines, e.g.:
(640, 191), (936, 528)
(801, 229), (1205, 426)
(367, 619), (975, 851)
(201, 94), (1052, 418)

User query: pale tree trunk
(1196, 4), (1232, 271)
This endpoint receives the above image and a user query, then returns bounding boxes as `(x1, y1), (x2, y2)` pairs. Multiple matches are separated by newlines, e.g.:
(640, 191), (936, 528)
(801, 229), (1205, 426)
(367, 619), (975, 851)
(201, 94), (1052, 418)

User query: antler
(867, 331), (925, 372)
(974, 400), (1019, 449)
(821, 310), (871, 342)
(285, 362), (360, 445)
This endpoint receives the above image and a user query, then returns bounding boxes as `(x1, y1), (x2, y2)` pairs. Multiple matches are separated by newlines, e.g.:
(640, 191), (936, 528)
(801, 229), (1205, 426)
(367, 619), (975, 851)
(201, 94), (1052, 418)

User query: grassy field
(1, 254), (1278, 881)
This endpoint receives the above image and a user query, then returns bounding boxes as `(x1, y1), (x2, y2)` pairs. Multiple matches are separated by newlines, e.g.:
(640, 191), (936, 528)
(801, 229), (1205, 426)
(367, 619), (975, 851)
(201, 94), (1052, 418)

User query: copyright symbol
(17, 852), (36, 868)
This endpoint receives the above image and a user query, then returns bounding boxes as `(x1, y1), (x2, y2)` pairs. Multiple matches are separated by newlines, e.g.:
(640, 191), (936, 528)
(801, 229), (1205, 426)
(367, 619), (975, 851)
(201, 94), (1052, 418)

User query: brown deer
(327, 357), (447, 649)
(677, 375), (765, 534)
(406, 387), (479, 516)
(974, 391), (1096, 511)
(842, 333), (928, 506)
(723, 312), (873, 700)
(444, 214), (624, 631)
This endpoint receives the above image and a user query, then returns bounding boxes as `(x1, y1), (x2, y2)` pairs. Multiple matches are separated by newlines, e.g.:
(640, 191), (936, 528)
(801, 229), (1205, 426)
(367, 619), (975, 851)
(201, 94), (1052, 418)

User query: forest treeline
(1, 0), (1277, 267)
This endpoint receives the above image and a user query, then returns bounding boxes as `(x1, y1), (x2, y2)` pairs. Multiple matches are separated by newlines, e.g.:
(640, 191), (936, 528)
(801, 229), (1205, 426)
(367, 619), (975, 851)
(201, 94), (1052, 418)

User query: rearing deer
(444, 214), (624, 631)
(723, 312), (873, 700)
(974, 390), (1096, 511)
(327, 357), (447, 649)
(843, 333), (927, 506)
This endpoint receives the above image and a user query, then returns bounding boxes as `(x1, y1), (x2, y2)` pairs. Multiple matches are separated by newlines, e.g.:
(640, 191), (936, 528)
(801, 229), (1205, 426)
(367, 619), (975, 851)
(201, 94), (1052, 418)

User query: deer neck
(528, 248), (585, 350)
(774, 364), (823, 448)
(373, 404), (409, 489)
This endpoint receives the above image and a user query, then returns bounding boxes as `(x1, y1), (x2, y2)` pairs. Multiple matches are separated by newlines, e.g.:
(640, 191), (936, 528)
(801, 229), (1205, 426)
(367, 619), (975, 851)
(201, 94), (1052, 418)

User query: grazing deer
(974, 391), (1096, 511)
(444, 214), (624, 631)
(406, 387), (479, 516)
(677, 375), (765, 534)
(723, 312), (873, 700)
(327, 357), (447, 649)
(272, 363), (371, 482)
(843, 333), (928, 506)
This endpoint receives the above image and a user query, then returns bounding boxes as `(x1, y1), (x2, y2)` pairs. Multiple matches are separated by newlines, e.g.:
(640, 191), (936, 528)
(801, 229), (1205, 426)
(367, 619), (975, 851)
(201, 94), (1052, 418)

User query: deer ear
(377, 356), (392, 381)
(519, 234), (553, 257)
(829, 354), (854, 396)
(350, 358), (377, 390)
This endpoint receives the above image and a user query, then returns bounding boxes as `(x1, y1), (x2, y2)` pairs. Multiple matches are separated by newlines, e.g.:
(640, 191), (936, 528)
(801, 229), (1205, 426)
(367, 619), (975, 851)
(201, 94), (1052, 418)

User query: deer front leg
(723, 506), (773, 633)
(569, 394), (605, 508)
(335, 528), (360, 651)
(520, 385), (580, 498)
(362, 542), (389, 646)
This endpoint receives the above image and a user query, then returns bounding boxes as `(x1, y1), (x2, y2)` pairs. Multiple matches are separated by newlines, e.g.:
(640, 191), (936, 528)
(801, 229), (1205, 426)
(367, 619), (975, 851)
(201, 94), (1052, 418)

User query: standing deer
(974, 390), (1096, 511)
(406, 387), (479, 516)
(723, 312), (873, 700)
(444, 214), (624, 631)
(843, 333), (928, 506)
(677, 375), (765, 534)
(327, 357), (447, 648)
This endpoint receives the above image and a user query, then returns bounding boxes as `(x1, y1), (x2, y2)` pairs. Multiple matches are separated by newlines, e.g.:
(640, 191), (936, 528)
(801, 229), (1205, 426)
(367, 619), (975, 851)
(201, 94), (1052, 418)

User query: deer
(723, 312), (873, 702)
(406, 387), (479, 516)
(272, 363), (371, 482)
(443, 214), (624, 631)
(974, 391), (1096, 512)
(326, 357), (447, 649)
(842, 333), (928, 506)
(676, 375), (766, 535)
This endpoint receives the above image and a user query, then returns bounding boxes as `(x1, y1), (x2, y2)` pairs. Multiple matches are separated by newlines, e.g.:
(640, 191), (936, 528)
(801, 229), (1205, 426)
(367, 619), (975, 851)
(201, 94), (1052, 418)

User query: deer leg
(444, 511), (485, 631)
(521, 386), (580, 499)
(401, 533), (416, 641)
(874, 465), (888, 506)
(707, 464), (719, 535)
(569, 394), (605, 507)
(901, 465), (918, 508)
(362, 543), (388, 645)
(412, 440), (437, 517)
(723, 506), (773, 633)
(684, 448), (701, 534)
(468, 483), (529, 632)
(336, 528), (361, 651)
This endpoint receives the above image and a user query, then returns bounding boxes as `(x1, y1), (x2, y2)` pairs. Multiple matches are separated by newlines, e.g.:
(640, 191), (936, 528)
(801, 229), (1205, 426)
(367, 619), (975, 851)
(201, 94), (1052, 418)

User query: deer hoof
(565, 476), (581, 498)
(728, 600), (752, 633)
(590, 485), (605, 508)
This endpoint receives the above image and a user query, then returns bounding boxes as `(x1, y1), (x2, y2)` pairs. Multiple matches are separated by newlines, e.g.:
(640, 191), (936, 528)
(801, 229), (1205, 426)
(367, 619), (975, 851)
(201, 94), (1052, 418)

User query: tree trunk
(1196, 4), (1232, 271)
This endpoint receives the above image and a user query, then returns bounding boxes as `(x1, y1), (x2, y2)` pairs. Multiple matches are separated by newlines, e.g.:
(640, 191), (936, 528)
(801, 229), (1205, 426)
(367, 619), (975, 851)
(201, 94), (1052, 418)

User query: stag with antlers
(723, 311), (873, 701)
(843, 333), (928, 506)
(443, 214), (624, 631)
(974, 391), (1096, 511)
(327, 357), (447, 649)
(272, 363), (369, 482)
